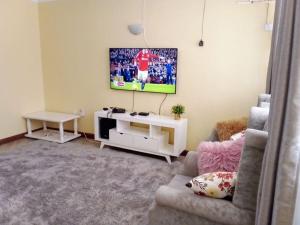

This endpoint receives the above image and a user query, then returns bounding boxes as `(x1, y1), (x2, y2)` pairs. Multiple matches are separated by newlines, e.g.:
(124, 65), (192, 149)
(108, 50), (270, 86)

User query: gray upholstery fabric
(260, 102), (270, 108)
(182, 129), (219, 177)
(154, 186), (255, 225)
(149, 101), (270, 225)
(263, 117), (269, 132)
(256, 1), (300, 224)
(207, 128), (219, 142)
(248, 107), (269, 130)
(233, 129), (268, 211)
(168, 174), (192, 191)
(149, 204), (218, 225)
(182, 151), (198, 177)
(257, 94), (271, 107)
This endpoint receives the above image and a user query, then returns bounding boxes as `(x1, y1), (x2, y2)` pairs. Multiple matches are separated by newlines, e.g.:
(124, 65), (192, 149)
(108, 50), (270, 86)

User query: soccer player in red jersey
(134, 49), (162, 91)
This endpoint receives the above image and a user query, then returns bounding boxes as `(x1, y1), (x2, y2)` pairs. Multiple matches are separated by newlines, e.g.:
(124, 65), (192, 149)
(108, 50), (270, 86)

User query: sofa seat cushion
(149, 204), (221, 225)
(155, 185), (255, 225)
(168, 174), (192, 192)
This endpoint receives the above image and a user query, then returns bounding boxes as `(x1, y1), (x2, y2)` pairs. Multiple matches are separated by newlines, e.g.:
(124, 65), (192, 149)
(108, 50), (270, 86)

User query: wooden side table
(23, 111), (81, 143)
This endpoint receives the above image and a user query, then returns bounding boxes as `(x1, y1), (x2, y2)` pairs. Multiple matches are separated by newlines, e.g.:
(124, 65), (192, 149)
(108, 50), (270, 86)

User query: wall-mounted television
(109, 48), (178, 94)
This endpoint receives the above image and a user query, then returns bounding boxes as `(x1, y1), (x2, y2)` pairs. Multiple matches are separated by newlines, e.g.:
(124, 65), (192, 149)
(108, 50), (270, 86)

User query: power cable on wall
(199, 0), (207, 47)
(142, 0), (150, 48)
(159, 94), (168, 115)
(132, 91), (135, 112)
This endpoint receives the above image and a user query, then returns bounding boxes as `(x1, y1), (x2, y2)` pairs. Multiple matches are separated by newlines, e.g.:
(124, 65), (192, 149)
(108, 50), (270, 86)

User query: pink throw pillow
(197, 137), (245, 175)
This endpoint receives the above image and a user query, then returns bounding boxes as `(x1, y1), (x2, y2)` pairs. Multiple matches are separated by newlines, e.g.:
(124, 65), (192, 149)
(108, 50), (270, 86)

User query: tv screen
(110, 48), (178, 94)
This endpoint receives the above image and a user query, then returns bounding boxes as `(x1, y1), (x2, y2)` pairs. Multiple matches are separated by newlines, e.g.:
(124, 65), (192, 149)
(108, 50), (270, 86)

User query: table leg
(59, 122), (64, 143)
(165, 155), (172, 164)
(100, 142), (105, 150)
(43, 121), (47, 131)
(74, 118), (78, 135)
(26, 119), (32, 135)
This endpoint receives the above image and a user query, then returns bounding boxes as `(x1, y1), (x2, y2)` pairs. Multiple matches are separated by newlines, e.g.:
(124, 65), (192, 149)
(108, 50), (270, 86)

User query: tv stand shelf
(94, 111), (188, 164)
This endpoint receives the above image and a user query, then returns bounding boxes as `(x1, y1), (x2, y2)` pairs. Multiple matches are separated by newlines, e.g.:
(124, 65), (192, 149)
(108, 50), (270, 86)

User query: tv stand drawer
(133, 136), (159, 152)
(109, 129), (133, 146)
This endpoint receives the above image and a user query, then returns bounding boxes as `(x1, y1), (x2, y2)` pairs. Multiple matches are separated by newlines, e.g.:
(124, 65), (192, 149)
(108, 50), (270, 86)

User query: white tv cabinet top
(94, 110), (188, 164)
(24, 111), (80, 123)
(95, 111), (187, 127)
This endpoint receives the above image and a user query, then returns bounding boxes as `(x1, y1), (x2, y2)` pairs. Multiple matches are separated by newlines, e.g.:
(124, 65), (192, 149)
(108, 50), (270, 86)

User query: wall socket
(74, 109), (85, 117)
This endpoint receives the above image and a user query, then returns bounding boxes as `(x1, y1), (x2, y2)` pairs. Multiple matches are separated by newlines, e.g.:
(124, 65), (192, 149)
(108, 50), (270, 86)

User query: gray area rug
(0, 140), (183, 225)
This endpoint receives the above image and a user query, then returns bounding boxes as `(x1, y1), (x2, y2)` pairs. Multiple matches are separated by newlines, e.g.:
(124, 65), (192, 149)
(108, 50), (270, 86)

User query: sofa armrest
(182, 151), (198, 177)
(232, 128), (268, 211)
(245, 128), (268, 149)
(155, 185), (255, 225)
(183, 128), (219, 178)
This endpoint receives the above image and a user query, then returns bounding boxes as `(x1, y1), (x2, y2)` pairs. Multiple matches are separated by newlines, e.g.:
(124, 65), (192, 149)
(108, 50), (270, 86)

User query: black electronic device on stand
(138, 112), (149, 116)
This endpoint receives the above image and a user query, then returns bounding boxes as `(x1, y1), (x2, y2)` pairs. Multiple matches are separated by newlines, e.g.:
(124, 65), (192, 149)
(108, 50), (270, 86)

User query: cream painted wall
(0, 0), (45, 139)
(38, 0), (273, 150)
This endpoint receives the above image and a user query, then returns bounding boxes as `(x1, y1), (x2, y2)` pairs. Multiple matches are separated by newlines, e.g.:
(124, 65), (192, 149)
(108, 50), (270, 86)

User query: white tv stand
(94, 111), (188, 164)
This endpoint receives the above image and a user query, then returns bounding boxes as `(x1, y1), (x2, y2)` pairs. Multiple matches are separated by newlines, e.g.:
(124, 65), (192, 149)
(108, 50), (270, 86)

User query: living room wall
(38, 0), (273, 150)
(0, 0), (45, 140)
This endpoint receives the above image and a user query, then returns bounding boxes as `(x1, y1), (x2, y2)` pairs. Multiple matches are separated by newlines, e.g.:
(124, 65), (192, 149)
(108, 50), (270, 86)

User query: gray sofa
(258, 93), (271, 107)
(148, 97), (270, 225)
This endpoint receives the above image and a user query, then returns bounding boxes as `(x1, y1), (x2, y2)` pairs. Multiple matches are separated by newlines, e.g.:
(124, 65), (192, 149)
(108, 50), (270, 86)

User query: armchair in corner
(148, 94), (270, 225)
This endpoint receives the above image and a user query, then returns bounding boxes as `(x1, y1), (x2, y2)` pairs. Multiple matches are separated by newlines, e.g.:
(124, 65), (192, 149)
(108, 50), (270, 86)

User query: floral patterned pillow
(185, 172), (237, 199)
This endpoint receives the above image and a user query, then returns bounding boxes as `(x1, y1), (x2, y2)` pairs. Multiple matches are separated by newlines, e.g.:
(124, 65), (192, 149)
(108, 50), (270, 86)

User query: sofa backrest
(232, 107), (269, 211)
(257, 94), (271, 107)
(248, 107), (269, 131)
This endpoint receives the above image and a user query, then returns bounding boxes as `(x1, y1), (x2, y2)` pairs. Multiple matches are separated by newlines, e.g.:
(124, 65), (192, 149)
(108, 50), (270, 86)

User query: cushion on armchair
(197, 137), (245, 175)
(216, 118), (248, 141)
(186, 172), (237, 199)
